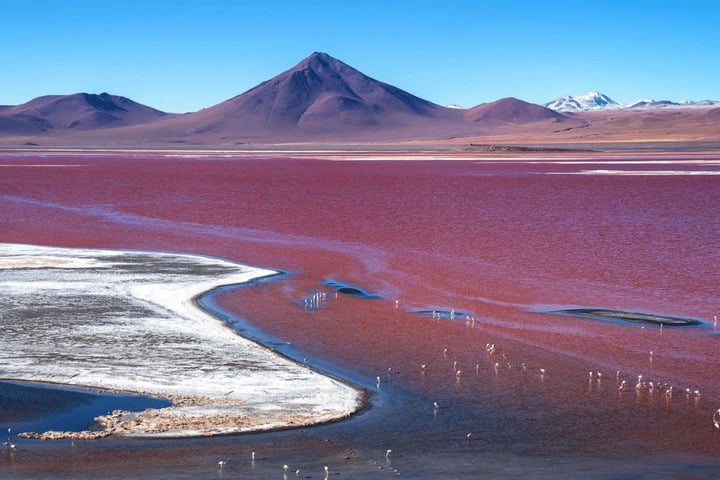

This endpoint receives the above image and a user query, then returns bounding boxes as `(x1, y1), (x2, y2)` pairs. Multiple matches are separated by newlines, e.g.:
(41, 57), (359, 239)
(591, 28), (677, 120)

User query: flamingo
(4, 428), (15, 450)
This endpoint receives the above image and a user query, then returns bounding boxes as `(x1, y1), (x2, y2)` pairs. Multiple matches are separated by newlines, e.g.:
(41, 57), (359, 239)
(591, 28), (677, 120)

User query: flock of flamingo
(3, 285), (718, 479)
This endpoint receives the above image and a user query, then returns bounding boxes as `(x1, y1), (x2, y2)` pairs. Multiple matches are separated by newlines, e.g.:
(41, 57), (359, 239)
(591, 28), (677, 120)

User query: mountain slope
(626, 99), (720, 109)
(0, 93), (171, 133)
(465, 97), (569, 124)
(546, 92), (720, 112)
(151, 52), (462, 141)
(545, 91), (621, 112)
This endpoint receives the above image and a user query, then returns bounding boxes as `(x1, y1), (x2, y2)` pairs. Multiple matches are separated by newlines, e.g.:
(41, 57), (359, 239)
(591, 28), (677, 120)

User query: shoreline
(0, 243), (365, 440)
(1, 141), (720, 155)
(194, 278), (373, 393)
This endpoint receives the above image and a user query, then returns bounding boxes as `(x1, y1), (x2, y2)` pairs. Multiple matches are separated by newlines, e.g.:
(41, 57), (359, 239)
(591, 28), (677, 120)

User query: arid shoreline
(0, 244), (364, 440)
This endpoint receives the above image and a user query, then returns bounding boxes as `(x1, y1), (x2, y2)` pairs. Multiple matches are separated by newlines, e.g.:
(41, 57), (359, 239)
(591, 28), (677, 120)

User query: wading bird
(4, 428), (15, 450)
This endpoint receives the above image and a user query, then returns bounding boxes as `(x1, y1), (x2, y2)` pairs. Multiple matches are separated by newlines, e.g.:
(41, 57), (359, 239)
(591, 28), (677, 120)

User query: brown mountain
(0, 53), (717, 147)
(465, 97), (570, 124)
(145, 51), (464, 142)
(0, 93), (171, 134)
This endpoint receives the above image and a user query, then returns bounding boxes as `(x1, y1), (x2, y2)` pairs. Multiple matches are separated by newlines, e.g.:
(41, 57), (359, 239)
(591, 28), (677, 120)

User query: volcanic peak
(200, 51), (447, 137)
(276, 51), (441, 116)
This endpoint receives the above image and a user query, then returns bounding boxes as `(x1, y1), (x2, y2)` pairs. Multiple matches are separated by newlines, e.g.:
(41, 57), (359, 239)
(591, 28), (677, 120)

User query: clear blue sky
(1, 0), (717, 112)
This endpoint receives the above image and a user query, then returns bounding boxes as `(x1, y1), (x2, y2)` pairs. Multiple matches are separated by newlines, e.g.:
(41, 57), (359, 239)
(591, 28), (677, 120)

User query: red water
(1, 151), (720, 478)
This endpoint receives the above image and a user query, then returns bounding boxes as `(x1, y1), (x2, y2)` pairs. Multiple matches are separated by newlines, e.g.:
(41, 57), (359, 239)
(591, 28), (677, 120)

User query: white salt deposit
(0, 243), (362, 438)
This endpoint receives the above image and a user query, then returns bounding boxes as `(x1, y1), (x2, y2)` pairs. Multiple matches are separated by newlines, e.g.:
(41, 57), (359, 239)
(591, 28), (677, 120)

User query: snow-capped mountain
(546, 91), (720, 112)
(544, 91), (621, 112)
(627, 99), (720, 109)
(689, 99), (720, 107)
(626, 99), (679, 109)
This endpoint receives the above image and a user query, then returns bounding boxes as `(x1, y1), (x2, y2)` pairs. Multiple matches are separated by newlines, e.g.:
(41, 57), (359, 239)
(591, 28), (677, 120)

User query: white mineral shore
(0, 243), (363, 439)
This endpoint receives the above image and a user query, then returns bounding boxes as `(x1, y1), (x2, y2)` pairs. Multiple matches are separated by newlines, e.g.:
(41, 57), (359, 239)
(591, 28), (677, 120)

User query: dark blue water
(0, 381), (170, 434)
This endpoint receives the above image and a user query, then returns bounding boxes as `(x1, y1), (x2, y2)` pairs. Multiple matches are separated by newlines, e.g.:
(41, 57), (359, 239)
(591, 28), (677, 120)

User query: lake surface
(1, 150), (719, 478)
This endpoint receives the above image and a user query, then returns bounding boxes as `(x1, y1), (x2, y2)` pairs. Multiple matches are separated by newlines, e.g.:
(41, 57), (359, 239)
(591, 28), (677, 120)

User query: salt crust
(0, 243), (362, 439)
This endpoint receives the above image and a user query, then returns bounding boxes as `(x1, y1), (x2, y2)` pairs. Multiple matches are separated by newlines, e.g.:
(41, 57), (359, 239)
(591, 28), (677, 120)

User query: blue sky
(1, 0), (718, 112)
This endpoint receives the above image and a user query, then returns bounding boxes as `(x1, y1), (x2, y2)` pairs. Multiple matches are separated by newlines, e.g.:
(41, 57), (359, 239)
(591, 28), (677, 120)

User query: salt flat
(0, 243), (362, 438)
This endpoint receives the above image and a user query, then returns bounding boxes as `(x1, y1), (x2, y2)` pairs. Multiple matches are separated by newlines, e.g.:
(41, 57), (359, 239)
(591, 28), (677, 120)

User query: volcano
(154, 51), (464, 142)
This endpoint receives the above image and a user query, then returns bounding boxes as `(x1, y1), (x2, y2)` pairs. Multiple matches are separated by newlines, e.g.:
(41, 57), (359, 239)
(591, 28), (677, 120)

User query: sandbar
(548, 308), (703, 326)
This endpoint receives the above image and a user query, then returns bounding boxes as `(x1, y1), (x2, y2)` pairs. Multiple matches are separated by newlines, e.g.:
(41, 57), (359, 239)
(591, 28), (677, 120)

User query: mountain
(703, 107), (720, 121)
(545, 91), (621, 112)
(465, 97), (569, 124)
(155, 51), (461, 142)
(0, 93), (171, 134)
(0, 53), (717, 146)
(626, 99), (680, 109)
(692, 100), (720, 107)
(627, 98), (720, 109)
(0, 53), (583, 145)
(547, 92), (720, 112)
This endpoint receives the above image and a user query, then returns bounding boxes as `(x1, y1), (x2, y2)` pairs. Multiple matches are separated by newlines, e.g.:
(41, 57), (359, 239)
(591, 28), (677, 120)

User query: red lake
(1, 150), (719, 479)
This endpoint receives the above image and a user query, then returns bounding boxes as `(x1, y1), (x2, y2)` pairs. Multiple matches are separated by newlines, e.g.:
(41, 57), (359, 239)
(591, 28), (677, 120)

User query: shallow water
(0, 381), (171, 433)
(1, 151), (719, 478)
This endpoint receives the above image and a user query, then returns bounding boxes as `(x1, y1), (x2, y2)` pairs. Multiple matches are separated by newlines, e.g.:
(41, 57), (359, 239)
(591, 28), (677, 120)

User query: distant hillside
(465, 98), (570, 124)
(546, 91), (720, 112)
(0, 93), (172, 134)
(544, 91), (621, 112)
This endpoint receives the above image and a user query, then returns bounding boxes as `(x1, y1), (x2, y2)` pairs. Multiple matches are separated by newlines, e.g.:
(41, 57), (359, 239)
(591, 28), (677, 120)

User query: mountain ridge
(0, 92), (172, 134)
(546, 91), (720, 112)
(166, 51), (456, 140)
(0, 53), (717, 145)
(544, 91), (621, 112)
